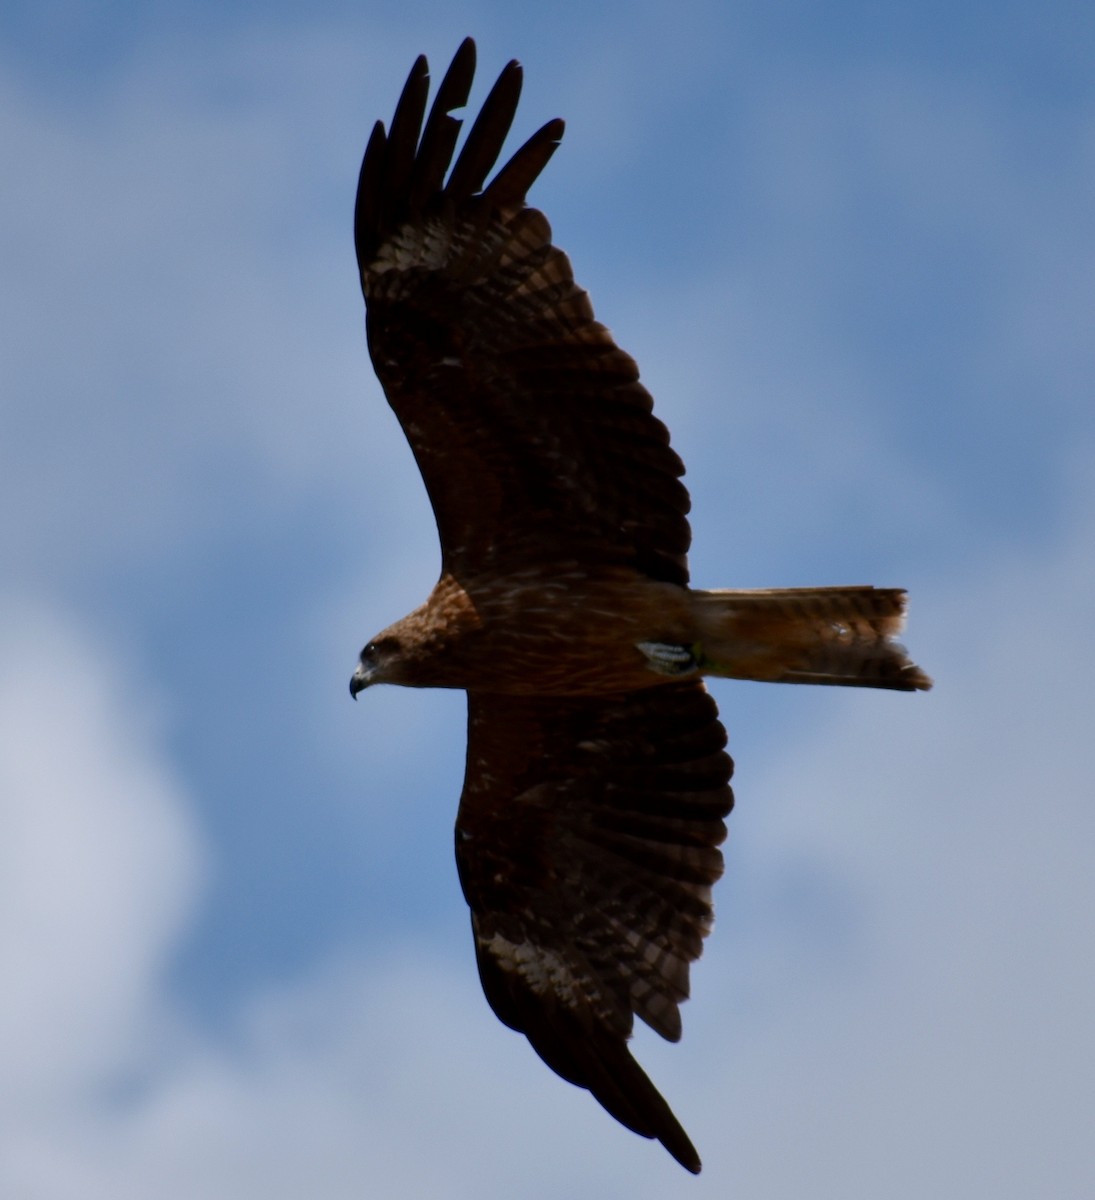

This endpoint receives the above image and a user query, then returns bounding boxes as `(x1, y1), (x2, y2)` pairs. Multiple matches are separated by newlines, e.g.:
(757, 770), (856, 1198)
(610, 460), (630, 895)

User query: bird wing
(355, 39), (692, 587)
(454, 682), (734, 1173)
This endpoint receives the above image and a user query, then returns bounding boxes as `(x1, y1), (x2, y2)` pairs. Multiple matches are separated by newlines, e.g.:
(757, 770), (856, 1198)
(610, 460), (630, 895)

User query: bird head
(349, 635), (402, 698)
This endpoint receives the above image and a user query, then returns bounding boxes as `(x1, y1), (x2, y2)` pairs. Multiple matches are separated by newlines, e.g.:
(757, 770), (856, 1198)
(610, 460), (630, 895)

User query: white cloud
(0, 596), (204, 1126)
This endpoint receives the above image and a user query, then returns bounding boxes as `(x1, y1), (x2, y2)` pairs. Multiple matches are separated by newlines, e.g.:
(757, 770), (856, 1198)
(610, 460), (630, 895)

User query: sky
(2, 1), (1093, 1195)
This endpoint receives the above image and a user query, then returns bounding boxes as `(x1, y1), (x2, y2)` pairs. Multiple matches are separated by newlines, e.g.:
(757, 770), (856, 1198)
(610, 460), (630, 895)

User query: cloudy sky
(3, 1), (1092, 1195)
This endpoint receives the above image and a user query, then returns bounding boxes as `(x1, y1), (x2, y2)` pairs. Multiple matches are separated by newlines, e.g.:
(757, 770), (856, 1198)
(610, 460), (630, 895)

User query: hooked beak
(349, 662), (372, 700)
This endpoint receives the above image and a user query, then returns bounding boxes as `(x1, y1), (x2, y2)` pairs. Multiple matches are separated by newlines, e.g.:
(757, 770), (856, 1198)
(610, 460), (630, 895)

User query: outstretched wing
(454, 683), (734, 1173)
(355, 39), (692, 587)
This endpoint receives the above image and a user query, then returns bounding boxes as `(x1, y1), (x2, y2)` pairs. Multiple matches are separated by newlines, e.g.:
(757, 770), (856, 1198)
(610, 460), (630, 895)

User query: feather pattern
(455, 683), (733, 1173)
(355, 38), (691, 586)
(693, 585), (933, 690)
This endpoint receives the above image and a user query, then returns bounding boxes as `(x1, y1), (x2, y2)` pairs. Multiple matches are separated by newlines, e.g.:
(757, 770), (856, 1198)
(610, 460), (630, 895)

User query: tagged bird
(349, 38), (930, 1174)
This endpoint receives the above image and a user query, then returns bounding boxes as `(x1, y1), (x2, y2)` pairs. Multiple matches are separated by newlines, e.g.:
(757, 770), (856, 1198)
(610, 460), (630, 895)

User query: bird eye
(361, 637), (399, 664)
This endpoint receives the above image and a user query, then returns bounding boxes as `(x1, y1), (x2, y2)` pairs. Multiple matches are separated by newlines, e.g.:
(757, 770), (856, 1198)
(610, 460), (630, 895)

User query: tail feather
(691, 586), (932, 692)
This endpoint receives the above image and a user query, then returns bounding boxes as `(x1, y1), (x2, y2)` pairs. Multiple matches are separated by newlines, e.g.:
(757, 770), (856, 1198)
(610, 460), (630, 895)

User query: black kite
(348, 39), (930, 1174)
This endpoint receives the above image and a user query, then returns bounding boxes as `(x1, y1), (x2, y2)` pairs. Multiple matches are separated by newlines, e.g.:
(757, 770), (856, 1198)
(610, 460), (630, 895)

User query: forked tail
(690, 586), (932, 691)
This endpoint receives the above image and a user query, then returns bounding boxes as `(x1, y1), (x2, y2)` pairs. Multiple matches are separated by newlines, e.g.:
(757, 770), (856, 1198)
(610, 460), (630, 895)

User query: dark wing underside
(454, 683), (734, 1173)
(355, 39), (692, 586)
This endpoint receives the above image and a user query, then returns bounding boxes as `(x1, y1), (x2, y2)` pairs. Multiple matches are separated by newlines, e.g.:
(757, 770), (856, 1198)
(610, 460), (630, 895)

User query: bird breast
(385, 567), (695, 696)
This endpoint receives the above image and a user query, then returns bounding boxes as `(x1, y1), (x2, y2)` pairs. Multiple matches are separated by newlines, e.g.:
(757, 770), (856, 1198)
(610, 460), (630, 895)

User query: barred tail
(690, 586), (932, 692)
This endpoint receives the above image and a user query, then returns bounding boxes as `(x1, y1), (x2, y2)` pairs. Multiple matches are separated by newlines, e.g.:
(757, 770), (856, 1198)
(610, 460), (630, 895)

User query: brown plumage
(349, 38), (931, 1175)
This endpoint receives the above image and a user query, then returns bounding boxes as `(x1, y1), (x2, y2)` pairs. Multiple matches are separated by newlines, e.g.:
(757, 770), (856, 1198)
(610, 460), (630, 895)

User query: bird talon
(636, 641), (699, 677)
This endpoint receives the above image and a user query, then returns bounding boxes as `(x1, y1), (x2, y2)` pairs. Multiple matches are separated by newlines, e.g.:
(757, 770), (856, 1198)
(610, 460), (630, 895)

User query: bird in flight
(349, 38), (930, 1174)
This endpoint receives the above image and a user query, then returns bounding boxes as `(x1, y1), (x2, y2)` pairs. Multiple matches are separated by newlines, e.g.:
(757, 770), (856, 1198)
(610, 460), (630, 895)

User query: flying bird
(349, 38), (930, 1174)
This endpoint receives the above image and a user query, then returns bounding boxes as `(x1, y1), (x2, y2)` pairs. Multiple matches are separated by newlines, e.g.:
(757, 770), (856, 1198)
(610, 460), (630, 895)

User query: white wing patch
(483, 931), (591, 1008)
(371, 217), (457, 275)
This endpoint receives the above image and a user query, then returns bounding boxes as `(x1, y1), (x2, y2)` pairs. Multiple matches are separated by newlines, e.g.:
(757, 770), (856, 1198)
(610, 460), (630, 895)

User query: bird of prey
(349, 38), (930, 1174)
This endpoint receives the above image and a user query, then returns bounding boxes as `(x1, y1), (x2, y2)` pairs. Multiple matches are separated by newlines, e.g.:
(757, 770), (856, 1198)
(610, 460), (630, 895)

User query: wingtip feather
(472, 914), (703, 1173)
(485, 117), (566, 208)
(444, 57), (524, 199)
(355, 40), (564, 277)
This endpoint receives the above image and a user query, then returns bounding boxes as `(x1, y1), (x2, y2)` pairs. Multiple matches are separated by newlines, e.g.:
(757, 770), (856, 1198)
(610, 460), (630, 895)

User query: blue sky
(2, 1), (1093, 1195)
